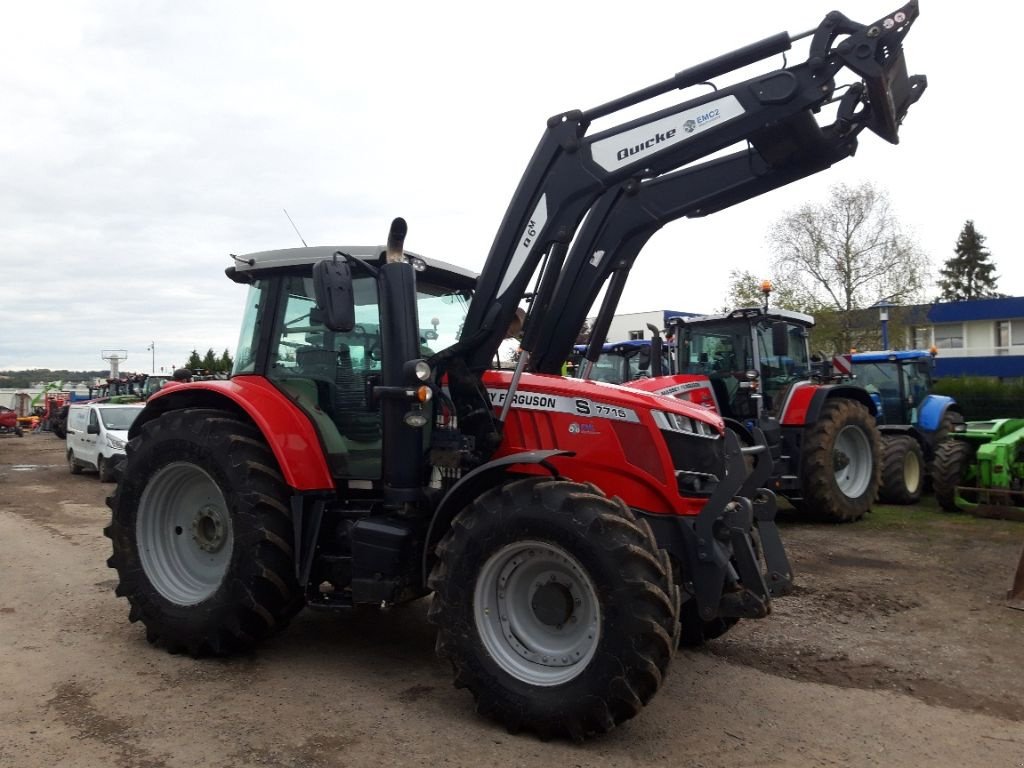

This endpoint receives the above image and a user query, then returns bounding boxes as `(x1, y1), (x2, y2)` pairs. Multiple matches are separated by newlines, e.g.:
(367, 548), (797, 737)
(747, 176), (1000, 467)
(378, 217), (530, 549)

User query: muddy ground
(2, 432), (1023, 767)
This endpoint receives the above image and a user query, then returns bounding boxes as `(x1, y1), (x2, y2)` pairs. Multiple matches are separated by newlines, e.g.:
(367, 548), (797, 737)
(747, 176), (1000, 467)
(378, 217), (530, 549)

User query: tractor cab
(850, 350), (935, 426)
(571, 338), (671, 384)
(672, 308), (812, 420)
(228, 245), (475, 481)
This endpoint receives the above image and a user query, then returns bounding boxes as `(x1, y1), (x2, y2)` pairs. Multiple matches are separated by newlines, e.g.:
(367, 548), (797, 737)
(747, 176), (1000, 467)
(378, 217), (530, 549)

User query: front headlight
(652, 410), (718, 438)
(105, 435), (126, 451)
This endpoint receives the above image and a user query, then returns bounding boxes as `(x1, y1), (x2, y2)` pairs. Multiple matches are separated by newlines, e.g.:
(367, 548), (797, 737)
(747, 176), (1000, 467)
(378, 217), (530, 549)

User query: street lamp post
(146, 342), (155, 374)
(876, 299), (894, 350)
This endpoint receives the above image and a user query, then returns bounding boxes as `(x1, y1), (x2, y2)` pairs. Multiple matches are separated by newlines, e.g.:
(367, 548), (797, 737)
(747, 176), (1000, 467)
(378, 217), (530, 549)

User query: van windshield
(100, 408), (142, 431)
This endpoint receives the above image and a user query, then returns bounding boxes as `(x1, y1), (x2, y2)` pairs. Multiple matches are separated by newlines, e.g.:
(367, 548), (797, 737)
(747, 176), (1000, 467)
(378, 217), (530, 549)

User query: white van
(66, 403), (144, 482)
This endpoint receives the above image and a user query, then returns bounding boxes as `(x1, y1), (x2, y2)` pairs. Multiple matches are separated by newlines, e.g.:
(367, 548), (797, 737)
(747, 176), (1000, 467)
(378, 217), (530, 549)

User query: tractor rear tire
(932, 439), (972, 513)
(104, 408), (303, 656)
(799, 398), (881, 522)
(879, 435), (925, 505)
(428, 476), (678, 741)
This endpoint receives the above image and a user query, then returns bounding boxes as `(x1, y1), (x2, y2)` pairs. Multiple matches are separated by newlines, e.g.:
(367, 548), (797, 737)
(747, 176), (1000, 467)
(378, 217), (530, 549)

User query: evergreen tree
(937, 220), (999, 301)
(218, 349), (233, 373)
(185, 350), (203, 370)
(201, 348), (218, 372)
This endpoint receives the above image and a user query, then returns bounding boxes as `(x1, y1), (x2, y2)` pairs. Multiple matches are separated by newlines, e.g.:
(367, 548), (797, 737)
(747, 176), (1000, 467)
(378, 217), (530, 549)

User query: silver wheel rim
(903, 449), (922, 493)
(474, 540), (600, 687)
(137, 462), (233, 605)
(834, 425), (872, 498)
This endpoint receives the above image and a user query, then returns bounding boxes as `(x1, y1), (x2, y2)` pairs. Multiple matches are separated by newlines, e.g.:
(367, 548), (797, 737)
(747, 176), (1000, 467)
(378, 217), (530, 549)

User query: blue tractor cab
(571, 337), (672, 384)
(850, 350), (963, 503)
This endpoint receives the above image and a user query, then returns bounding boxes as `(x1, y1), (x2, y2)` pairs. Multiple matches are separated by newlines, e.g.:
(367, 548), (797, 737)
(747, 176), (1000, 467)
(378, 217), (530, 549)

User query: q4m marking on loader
(105, 3), (926, 741)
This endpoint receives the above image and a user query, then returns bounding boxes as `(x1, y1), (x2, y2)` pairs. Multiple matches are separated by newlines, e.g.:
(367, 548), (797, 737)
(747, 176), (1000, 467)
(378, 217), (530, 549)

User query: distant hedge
(932, 376), (1024, 421)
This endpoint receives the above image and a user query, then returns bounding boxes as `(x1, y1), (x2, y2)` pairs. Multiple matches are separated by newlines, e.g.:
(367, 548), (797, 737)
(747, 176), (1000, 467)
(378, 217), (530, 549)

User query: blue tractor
(850, 350), (963, 503)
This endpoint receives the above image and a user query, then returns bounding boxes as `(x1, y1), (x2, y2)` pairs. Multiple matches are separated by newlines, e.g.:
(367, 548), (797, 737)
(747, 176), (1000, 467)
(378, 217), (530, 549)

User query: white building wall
(599, 311), (666, 343)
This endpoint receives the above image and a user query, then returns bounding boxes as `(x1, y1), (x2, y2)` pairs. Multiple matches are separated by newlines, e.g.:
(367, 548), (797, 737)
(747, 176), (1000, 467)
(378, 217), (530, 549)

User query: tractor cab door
(754, 321), (811, 416)
(268, 274), (384, 480)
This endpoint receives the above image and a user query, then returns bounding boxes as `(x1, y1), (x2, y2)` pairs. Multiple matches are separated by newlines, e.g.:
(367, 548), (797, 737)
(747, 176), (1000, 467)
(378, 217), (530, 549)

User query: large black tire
(67, 449), (83, 475)
(933, 410), (964, 446)
(104, 408), (303, 656)
(878, 435), (925, 505)
(932, 439), (972, 512)
(428, 477), (678, 740)
(799, 398), (881, 522)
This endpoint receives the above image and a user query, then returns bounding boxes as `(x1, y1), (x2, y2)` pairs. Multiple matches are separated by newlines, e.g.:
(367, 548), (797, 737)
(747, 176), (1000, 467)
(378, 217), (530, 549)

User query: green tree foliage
(185, 350), (203, 370)
(936, 220), (999, 301)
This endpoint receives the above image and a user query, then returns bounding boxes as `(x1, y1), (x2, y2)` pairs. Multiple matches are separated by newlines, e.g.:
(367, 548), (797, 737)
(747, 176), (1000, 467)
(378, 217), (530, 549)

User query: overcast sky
(0, 1), (1015, 374)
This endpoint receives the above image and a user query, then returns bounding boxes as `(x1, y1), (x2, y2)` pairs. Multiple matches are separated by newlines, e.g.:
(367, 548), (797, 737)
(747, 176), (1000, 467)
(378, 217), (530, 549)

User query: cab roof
(226, 245), (478, 288)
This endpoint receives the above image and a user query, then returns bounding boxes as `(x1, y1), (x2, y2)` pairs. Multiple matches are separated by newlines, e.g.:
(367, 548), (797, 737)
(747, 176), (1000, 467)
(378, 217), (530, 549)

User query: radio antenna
(283, 208), (308, 247)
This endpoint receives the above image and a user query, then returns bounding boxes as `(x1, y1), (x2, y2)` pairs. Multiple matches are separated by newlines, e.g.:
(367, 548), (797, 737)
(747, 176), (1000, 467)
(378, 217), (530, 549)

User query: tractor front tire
(104, 408), (303, 656)
(932, 439), (972, 513)
(429, 477), (678, 740)
(879, 435), (925, 505)
(799, 399), (881, 522)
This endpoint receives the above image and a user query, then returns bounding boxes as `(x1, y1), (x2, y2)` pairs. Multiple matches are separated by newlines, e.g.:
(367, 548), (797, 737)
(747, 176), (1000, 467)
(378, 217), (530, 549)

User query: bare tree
(767, 181), (928, 350)
(769, 182), (926, 309)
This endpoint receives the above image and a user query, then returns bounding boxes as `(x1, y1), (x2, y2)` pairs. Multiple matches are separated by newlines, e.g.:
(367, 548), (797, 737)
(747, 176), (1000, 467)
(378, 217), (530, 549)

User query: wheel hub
(191, 504), (227, 553)
(476, 541), (600, 684)
(833, 451), (851, 472)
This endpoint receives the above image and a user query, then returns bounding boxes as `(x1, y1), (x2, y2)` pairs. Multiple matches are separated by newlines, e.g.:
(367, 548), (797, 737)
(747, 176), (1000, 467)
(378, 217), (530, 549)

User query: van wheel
(68, 450), (83, 475)
(98, 455), (115, 483)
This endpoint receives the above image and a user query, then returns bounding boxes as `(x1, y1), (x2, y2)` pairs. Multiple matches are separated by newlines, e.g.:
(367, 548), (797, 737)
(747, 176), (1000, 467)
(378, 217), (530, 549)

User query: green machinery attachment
(933, 419), (1024, 521)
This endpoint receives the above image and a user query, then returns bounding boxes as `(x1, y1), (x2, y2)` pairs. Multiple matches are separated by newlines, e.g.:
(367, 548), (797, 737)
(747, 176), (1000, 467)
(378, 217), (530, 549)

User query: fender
(780, 383), (878, 426)
(421, 449), (572, 583)
(917, 395), (959, 433)
(130, 376), (335, 491)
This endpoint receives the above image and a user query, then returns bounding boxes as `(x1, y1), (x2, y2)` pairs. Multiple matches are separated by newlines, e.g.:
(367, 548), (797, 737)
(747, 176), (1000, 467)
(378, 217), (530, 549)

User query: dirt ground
(2, 432), (1023, 768)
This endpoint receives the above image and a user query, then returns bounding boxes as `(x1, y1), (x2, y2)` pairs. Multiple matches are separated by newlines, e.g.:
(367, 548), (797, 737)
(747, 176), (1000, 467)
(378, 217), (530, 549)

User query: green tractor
(932, 419), (1024, 521)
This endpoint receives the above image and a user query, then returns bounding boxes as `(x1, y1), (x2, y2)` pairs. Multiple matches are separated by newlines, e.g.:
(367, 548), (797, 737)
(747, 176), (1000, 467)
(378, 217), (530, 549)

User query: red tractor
(0, 406), (24, 437)
(106, 4), (924, 739)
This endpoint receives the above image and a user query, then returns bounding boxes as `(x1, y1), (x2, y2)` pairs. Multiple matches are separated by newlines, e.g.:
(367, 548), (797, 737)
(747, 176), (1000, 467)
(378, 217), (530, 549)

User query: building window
(996, 320), (1010, 348)
(933, 324), (963, 349)
(628, 330), (644, 340)
(1013, 319), (1024, 346)
(912, 326), (930, 349)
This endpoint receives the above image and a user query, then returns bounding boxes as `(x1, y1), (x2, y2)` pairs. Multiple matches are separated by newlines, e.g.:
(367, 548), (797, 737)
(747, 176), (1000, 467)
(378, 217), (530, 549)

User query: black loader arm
(522, 5), (926, 374)
(454, 2), (924, 376)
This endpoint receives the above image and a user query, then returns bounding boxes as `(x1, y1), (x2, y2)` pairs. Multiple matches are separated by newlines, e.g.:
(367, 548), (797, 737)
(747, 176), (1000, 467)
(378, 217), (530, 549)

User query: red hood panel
(481, 370), (724, 432)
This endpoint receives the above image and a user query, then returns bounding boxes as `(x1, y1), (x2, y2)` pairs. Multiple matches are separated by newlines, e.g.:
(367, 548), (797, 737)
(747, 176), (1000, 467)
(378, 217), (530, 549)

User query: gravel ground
(2, 432), (1023, 768)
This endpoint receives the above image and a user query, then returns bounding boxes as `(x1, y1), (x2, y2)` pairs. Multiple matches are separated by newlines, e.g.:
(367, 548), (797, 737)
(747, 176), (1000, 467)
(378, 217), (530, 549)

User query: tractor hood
(481, 370), (725, 433)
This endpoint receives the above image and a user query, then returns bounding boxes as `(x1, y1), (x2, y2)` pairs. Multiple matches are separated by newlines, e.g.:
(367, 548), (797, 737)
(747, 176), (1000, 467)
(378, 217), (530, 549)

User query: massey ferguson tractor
(105, 3), (925, 740)
(651, 306), (883, 522)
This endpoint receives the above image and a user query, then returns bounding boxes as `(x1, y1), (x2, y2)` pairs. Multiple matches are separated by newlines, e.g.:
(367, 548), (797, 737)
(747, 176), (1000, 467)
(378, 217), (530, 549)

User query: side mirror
(638, 348), (651, 371)
(87, 423), (99, 435)
(771, 321), (789, 357)
(313, 258), (356, 332)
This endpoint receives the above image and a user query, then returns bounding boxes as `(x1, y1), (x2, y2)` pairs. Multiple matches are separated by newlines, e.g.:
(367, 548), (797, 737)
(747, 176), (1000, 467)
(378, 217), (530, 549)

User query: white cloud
(0, 1), (1018, 371)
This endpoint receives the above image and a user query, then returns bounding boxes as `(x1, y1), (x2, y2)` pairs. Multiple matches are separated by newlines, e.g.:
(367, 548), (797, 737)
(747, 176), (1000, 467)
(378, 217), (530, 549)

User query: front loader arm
(529, 106), (860, 374)
(457, 2), (924, 375)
